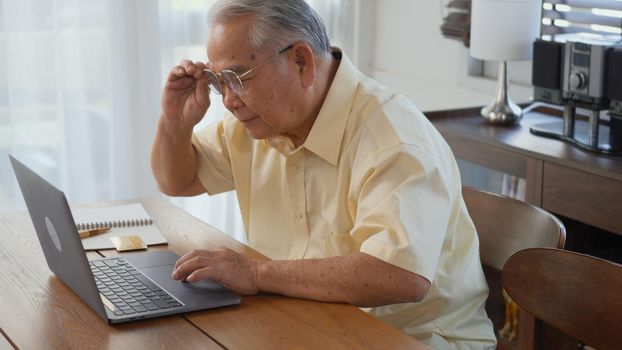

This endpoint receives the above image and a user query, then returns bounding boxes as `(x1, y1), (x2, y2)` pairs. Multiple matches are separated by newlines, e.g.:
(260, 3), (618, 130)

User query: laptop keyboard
(90, 257), (183, 316)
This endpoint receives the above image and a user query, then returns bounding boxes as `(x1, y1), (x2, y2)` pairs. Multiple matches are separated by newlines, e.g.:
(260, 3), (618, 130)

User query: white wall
(369, 0), (532, 112)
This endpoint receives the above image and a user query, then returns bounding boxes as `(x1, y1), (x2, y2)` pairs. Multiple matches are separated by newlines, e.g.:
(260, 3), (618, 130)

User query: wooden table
(0, 197), (426, 350)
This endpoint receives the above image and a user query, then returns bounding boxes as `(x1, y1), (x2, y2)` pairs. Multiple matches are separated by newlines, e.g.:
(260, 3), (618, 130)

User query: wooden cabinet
(542, 163), (622, 235)
(427, 106), (622, 237)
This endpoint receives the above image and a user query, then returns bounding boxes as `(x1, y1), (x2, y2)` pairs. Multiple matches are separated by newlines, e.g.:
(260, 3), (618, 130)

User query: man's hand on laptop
(172, 248), (260, 295)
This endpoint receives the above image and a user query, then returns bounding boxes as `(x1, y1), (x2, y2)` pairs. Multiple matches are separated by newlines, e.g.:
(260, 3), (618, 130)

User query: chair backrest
(503, 248), (622, 349)
(463, 187), (567, 346)
(463, 187), (566, 271)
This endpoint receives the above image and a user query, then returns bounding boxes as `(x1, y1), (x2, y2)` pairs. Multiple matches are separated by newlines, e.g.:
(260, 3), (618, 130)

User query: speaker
(607, 48), (622, 102)
(533, 39), (563, 89)
(532, 39), (565, 104)
(609, 49), (622, 149)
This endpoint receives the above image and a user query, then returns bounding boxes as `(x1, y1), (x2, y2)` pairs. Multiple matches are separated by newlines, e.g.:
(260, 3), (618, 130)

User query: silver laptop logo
(45, 217), (62, 252)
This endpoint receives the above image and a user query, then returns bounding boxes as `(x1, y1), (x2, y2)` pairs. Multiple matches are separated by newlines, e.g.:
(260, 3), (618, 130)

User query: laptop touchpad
(141, 264), (237, 307)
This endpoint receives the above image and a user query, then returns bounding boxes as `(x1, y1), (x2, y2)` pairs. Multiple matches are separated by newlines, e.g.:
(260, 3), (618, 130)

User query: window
(479, 1), (621, 86)
(542, 0), (622, 36)
(441, 1), (622, 45)
(0, 1), (152, 212)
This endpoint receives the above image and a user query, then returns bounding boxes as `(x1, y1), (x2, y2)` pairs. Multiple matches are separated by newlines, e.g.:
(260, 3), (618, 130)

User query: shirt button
(296, 211), (303, 219)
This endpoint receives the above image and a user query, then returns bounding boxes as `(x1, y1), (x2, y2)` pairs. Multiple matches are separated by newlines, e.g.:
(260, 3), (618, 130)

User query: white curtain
(0, 0), (358, 244)
(308, 0), (355, 57)
(0, 0), (161, 211)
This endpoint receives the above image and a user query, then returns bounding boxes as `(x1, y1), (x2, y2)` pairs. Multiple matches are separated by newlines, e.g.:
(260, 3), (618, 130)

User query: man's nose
(222, 85), (244, 110)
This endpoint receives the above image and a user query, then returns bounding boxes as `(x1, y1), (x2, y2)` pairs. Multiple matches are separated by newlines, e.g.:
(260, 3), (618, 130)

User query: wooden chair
(462, 187), (566, 348)
(503, 248), (622, 350)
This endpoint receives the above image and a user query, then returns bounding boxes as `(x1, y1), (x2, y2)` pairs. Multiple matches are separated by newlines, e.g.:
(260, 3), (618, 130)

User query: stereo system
(530, 33), (622, 155)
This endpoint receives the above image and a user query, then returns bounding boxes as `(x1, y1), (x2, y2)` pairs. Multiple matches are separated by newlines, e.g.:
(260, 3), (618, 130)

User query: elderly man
(151, 0), (495, 348)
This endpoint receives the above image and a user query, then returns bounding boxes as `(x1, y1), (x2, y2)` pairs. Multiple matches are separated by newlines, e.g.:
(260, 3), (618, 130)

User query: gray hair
(207, 0), (331, 56)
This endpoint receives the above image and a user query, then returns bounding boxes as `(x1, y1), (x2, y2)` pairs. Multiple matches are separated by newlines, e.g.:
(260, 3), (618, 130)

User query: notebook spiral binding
(76, 218), (154, 231)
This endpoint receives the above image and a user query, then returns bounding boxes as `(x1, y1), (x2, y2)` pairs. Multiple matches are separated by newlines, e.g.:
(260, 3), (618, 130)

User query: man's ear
(292, 44), (316, 88)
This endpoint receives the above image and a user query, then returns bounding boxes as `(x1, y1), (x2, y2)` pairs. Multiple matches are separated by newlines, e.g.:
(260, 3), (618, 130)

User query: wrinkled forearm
(151, 115), (201, 196)
(254, 252), (430, 307)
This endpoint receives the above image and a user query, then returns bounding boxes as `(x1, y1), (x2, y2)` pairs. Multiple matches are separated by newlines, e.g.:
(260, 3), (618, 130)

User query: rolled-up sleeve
(351, 143), (452, 282)
(191, 120), (235, 195)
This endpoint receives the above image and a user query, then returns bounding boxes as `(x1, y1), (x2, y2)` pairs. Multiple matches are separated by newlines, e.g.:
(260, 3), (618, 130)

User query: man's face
(207, 16), (309, 142)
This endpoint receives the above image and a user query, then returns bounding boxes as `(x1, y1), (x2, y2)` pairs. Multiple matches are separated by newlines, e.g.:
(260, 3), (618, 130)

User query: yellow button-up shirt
(191, 51), (495, 349)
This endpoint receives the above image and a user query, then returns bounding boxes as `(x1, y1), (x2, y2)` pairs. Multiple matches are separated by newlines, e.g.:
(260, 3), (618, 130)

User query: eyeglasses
(204, 44), (294, 97)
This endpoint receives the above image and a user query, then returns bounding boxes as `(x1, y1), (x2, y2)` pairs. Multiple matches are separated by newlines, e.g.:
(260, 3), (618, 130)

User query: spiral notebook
(71, 203), (168, 251)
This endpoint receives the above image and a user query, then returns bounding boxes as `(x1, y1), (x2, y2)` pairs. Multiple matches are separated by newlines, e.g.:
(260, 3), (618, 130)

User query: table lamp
(470, 0), (542, 125)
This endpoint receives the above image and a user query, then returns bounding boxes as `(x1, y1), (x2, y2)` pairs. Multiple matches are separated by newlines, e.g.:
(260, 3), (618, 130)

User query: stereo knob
(570, 72), (587, 90)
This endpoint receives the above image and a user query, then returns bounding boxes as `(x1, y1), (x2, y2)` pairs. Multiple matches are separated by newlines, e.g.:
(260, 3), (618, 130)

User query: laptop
(9, 155), (240, 323)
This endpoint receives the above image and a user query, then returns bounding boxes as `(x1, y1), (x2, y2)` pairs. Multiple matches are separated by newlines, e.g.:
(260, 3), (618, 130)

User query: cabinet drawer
(542, 163), (622, 236)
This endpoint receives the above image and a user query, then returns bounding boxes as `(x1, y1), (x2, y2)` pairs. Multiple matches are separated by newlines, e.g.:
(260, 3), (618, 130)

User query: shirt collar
(266, 48), (359, 164)
(303, 48), (359, 165)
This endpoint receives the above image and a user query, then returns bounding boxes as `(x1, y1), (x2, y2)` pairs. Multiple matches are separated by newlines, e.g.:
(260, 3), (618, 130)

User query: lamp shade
(470, 0), (542, 61)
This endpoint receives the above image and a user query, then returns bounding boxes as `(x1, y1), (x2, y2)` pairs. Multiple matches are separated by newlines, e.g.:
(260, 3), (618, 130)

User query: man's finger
(172, 65), (189, 77)
(179, 59), (194, 70)
(187, 265), (222, 283)
(173, 253), (220, 280)
(174, 250), (194, 270)
(192, 62), (207, 79)
(174, 249), (210, 270)
(180, 60), (206, 78)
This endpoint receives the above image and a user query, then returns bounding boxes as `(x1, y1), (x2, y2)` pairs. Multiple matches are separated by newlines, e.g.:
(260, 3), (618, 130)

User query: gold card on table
(110, 235), (147, 252)
(72, 203), (168, 251)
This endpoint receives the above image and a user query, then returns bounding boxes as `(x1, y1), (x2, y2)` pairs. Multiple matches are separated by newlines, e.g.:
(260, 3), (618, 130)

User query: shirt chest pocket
(323, 231), (357, 257)
(320, 210), (358, 257)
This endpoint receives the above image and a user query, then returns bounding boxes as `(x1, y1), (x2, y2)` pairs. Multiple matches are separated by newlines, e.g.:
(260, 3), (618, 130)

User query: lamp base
(481, 99), (522, 126)
(480, 61), (523, 126)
